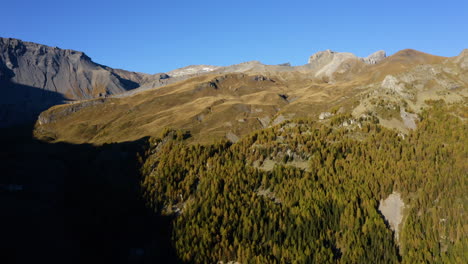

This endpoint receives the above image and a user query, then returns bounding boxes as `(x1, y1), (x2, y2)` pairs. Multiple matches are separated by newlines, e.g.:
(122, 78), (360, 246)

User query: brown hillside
(33, 49), (467, 144)
(363, 49), (447, 82)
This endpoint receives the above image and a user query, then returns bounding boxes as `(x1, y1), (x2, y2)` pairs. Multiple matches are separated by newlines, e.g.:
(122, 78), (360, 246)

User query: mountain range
(1, 38), (462, 144)
(1, 37), (467, 263)
(1, 37), (466, 144)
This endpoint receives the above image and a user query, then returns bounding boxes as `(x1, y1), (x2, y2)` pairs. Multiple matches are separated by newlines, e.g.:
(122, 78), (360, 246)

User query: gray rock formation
(308, 49), (341, 64)
(308, 49), (386, 65)
(0, 37), (146, 126)
(308, 50), (358, 78)
(360, 50), (386, 64)
(452, 49), (468, 70)
(0, 37), (146, 100)
(307, 49), (386, 80)
(381, 75), (405, 94)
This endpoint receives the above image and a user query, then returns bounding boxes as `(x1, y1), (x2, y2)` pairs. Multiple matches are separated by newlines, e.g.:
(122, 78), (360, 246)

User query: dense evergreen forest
(141, 101), (467, 263)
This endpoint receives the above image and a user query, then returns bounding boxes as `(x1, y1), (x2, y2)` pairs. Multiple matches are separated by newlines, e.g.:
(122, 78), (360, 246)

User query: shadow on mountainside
(0, 76), (66, 127)
(0, 125), (182, 264)
(0, 68), (143, 128)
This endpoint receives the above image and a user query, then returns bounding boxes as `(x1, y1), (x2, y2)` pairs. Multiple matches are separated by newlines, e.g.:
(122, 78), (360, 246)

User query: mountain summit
(307, 49), (387, 79)
(0, 38), (147, 99)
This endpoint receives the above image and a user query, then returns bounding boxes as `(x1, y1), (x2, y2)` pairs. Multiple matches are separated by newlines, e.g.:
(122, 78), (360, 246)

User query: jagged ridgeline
(139, 102), (467, 263)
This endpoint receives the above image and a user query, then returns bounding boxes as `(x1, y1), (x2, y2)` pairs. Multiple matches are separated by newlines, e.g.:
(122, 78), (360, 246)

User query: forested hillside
(140, 101), (467, 263)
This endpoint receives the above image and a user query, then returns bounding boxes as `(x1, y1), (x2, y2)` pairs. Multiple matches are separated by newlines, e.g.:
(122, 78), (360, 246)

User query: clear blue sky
(2, 0), (467, 74)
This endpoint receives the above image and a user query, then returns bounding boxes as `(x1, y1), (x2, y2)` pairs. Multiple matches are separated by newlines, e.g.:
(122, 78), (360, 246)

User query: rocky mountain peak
(0, 37), (146, 126)
(361, 50), (386, 64)
(308, 49), (386, 65)
(307, 50), (358, 79)
(306, 49), (387, 80)
(307, 49), (338, 64)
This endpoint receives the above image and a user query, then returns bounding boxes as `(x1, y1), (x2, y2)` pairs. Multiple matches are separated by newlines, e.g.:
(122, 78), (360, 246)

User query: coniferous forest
(140, 102), (467, 263)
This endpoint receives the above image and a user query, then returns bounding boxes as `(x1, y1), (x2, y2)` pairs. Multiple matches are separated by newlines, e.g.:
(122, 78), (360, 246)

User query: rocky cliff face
(308, 49), (386, 65)
(307, 49), (387, 80)
(361, 50), (387, 64)
(0, 37), (146, 126)
(452, 49), (468, 70)
(0, 37), (146, 99)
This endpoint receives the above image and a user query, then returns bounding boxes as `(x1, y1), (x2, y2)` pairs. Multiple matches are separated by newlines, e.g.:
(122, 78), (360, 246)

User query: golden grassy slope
(33, 49), (467, 145)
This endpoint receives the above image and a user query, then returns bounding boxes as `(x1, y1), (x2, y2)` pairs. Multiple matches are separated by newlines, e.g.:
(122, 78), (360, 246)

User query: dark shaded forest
(0, 125), (181, 263)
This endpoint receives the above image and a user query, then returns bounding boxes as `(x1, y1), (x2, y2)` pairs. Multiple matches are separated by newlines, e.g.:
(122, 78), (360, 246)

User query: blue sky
(2, 0), (467, 74)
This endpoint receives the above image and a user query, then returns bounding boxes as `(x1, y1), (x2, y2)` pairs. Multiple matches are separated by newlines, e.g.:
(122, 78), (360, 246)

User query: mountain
(0, 37), (150, 99)
(2, 39), (467, 264)
(34, 48), (466, 145)
(120, 50), (389, 98)
(0, 37), (149, 126)
(0, 37), (405, 128)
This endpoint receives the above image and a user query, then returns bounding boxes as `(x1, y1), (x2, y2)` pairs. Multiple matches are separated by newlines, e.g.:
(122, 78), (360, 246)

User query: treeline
(140, 102), (467, 263)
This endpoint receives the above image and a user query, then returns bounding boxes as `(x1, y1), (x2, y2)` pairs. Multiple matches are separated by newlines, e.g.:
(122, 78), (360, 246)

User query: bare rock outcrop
(452, 49), (468, 70)
(307, 49), (386, 80)
(381, 75), (405, 94)
(360, 50), (386, 64)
